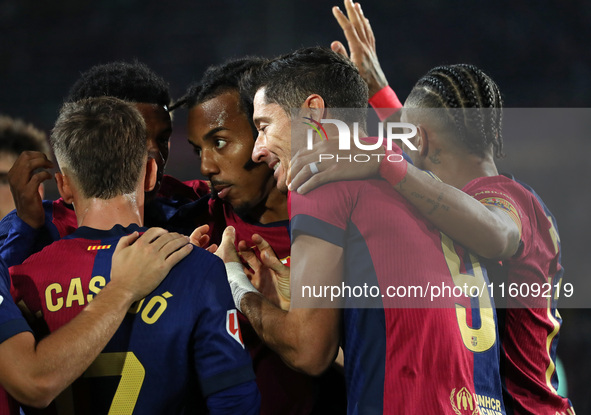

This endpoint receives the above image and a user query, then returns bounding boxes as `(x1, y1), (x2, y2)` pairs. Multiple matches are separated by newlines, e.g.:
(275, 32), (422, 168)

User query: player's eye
(215, 139), (227, 150)
(193, 147), (202, 157)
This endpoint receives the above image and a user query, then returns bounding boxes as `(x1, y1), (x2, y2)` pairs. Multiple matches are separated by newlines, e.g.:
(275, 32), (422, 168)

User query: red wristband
(369, 86), (403, 121)
(379, 146), (408, 186)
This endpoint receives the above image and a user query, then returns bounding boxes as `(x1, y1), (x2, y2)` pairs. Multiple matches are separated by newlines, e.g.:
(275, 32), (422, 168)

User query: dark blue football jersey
(10, 224), (257, 414)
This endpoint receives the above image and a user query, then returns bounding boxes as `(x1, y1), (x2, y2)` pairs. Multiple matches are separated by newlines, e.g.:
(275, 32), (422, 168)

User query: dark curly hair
(66, 61), (171, 108)
(171, 57), (267, 139)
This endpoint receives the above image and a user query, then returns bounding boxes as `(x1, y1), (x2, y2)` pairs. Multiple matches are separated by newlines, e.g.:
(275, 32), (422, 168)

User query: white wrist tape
(225, 262), (258, 313)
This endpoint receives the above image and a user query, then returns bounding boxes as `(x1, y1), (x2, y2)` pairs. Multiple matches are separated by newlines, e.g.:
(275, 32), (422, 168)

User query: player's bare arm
(217, 227), (341, 375)
(0, 228), (191, 407)
(290, 141), (519, 259)
(8, 151), (53, 229)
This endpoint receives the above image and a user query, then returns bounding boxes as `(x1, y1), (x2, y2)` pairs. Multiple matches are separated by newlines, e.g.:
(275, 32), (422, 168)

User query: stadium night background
(1, 0), (589, 411)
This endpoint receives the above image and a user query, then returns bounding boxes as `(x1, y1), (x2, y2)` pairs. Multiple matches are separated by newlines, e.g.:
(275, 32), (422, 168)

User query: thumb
(331, 41), (349, 58)
(220, 226), (236, 248)
(215, 226), (240, 263)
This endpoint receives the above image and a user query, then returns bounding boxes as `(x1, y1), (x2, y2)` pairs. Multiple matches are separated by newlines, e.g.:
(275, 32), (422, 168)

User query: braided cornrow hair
(407, 64), (504, 158)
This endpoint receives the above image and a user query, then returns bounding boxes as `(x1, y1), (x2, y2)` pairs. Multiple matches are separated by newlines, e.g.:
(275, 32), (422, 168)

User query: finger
(260, 248), (288, 275)
(360, 9), (376, 49)
(332, 5), (362, 48)
(206, 244), (218, 254)
(163, 241), (193, 268)
(198, 234), (210, 248)
(295, 170), (336, 195)
(11, 153), (54, 175)
(147, 231), (185, 252)
(290, 150), (316, 183)
(288, 162), (317, 192)
(29, 170), (53, 188)
(238, 243), (263, 273)
(160, 234), (191, 258)
(344, 0), (367, 44)
(136, 227), (168, 246)
(189, 224), (209, 246)
(251, 234), (280, 267)
(351, 2), (369, 44)
(330, 40), (349, 59)
(12, 170), (53, 197)
(219, 226), (236, 249)
(114, 231), (140, 254)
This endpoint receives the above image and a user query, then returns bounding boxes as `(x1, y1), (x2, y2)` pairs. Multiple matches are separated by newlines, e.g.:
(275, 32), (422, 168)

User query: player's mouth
(213, 183), (232, 200)
(269, 161), (281, 179)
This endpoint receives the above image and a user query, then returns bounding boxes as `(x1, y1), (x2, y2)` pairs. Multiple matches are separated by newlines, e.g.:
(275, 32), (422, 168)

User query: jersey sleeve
(462, 175), (526, 242)
(0, 201), (61, 267)
(191, 256), (256, 398)
(0, 261), (31, 344)
(290, 183), (358, 247)
(205, 380), (261, 415)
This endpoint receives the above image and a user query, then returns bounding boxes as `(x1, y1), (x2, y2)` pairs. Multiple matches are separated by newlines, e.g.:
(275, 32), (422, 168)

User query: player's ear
(56, 172), (74, 204)
(144, 157), (158, 192)
(303, 94), (326, 120)
(416, 125), (429, 157)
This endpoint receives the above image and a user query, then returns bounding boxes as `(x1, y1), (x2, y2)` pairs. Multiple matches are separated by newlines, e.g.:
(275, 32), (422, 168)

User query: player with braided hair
(399, 64), (573, 415)
(290, 2), (574, 413)
(215, 45), (508, 415)
(407, 64), (504, 158)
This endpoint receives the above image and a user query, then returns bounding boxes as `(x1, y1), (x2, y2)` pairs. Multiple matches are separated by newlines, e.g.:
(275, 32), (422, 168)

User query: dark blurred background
(1, 0), (590, 411)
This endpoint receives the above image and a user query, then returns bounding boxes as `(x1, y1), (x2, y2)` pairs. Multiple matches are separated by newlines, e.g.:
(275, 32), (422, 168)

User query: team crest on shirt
(471, 336), (478, 347)
(226, 309), (244, 348)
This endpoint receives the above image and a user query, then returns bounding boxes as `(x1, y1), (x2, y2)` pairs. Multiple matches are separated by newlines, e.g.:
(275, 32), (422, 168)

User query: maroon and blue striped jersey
(291, 179), (506, 415)
(463, 175), (574, 415)
(10, 224), (258, 415)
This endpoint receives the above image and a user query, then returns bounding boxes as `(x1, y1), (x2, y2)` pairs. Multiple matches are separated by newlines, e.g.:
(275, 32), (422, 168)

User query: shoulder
(169, 246), (226, 283)
(462, 174), (538, 220)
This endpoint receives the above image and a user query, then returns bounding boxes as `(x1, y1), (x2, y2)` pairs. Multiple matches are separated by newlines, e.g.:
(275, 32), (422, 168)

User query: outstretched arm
(0, 228), (192, 407)
(290, 142), (519, 259)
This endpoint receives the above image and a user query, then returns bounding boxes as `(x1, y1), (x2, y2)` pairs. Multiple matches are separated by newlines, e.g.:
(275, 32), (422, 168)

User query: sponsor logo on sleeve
(226, 309), (244, 348)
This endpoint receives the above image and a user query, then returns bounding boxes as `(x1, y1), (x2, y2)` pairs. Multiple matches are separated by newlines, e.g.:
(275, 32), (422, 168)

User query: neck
(428, 151), (499, 190)
(73, 194), (144, 230)
(242, 186), (289, 225)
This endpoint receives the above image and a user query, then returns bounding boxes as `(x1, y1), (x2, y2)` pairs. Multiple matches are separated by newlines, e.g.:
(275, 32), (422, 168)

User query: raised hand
(8, 151), (53, 228)
(331, 0), (388, 97)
